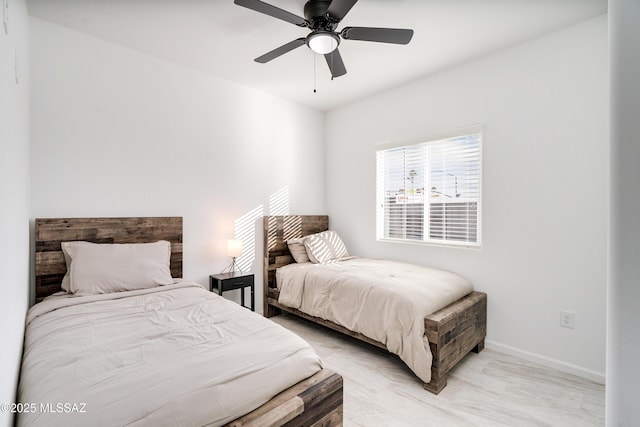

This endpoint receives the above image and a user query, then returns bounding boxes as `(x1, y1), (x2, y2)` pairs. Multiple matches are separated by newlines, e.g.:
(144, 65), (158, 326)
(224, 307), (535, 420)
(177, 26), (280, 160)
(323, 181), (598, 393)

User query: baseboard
(485, 340), (606, 385)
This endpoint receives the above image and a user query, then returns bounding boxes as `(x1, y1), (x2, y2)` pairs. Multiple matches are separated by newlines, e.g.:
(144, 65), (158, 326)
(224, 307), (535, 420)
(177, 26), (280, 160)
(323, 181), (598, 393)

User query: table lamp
(226, 239), (243, 274)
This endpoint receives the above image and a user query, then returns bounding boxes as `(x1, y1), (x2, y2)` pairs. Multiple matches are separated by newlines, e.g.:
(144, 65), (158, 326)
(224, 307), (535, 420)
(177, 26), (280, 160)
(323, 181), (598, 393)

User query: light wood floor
(272, 313), (605, 427)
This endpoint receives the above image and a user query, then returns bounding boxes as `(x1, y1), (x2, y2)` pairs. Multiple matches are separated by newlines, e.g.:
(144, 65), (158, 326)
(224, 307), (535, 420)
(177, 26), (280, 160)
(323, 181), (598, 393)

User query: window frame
(375, 127), (483, 249)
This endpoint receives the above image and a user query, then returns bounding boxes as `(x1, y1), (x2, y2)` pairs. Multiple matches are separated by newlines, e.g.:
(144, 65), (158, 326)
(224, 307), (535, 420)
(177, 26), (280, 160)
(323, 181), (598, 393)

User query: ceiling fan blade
(341, 27), (414, 44)
(255, 38), (306, 63)
(234, 0), (308, 27)
(327, 0), (359, 21)
(324, 48), (347, 78)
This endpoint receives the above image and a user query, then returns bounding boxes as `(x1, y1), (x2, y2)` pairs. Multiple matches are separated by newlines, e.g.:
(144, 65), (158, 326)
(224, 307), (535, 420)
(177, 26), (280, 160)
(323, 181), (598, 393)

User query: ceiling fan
(234, 0), (414, 78)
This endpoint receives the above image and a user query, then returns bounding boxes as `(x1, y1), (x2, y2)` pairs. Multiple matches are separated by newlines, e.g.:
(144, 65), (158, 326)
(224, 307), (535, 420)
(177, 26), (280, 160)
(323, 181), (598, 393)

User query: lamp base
(221, 257), (243, 275)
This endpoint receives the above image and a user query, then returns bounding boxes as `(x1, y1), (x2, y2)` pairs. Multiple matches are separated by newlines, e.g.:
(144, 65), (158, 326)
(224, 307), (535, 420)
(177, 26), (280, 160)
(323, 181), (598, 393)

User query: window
(376, 132), (482, 246)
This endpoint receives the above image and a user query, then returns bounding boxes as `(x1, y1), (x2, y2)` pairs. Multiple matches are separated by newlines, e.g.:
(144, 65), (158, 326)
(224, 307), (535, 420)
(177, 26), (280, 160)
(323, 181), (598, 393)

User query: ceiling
(26, 0), (607, 111)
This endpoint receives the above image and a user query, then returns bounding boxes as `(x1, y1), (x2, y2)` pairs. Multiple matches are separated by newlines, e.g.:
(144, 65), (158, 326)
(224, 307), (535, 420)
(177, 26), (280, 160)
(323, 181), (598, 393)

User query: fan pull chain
(313, 53), (317, 93)
(331, 52), (334, 81)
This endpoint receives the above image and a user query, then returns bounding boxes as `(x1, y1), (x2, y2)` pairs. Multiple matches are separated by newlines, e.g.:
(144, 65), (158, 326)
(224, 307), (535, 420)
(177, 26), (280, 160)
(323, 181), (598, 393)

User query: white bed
(27, 217), (343, 427)
(263, 215), (487, 394)
(276, 257), (473, 384)
(18, 282), (322, 427)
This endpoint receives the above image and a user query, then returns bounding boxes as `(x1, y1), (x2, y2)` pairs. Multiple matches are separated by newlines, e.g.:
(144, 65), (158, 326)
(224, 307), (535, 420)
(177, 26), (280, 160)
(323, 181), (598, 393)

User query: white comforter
(18, 282), (322, 427)
(277, 258), (473, 384)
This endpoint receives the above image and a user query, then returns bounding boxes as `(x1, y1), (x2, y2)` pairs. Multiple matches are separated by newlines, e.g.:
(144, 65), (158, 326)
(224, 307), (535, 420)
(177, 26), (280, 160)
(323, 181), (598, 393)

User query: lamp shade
(227, 239), (242, 258)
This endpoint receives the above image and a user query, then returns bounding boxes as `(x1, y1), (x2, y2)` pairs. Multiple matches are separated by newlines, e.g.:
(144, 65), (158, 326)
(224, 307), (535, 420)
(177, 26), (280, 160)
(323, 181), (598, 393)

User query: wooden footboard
(263, 215), (487, 395)
(424, 291), (487, 394)
(225, 369), (343, 427)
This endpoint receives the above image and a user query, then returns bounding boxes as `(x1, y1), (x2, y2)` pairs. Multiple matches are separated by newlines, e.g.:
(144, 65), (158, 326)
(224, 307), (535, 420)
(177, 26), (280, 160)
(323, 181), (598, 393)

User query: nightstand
(209, 272), (255, 311)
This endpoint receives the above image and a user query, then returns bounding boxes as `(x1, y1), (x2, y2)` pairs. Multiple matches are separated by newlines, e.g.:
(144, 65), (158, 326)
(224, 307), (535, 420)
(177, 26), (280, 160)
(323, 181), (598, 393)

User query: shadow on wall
(232, 186), (290, 274)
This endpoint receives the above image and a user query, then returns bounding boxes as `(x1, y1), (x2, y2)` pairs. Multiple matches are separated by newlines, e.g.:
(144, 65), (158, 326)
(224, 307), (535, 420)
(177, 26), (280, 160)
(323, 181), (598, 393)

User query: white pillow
(303, 230), (349, 264)
(60, 241), (93, 292)
(62, 241), (173, 296)
(287, 237), (310, 263)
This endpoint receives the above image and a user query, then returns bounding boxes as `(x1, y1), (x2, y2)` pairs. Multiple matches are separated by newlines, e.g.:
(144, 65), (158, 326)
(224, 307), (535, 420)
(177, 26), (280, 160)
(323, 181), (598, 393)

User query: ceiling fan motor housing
(304, 0), (338, 30)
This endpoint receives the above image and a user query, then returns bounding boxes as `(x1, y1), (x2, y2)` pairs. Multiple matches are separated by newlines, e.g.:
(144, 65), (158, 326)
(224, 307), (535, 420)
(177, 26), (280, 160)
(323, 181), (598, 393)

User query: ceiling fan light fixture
(307, 31), (339, 54)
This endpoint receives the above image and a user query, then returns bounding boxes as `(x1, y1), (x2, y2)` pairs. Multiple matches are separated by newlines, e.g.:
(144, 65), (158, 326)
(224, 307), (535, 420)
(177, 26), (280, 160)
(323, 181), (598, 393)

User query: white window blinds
(376, 132), (482, 246)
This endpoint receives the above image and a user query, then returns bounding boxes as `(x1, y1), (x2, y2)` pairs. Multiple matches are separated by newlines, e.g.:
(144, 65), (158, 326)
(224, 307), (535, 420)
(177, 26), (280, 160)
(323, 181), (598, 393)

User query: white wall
(0, 0), (29, 425)
(607, 0), (640, 424)
(29, 18), (325, 312)
(325, 16), (608, 381)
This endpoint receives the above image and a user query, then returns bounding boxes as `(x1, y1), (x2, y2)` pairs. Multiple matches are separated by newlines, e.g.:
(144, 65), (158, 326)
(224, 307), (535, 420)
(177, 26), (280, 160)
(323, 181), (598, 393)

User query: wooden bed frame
(34, 217), (343, 427)
(263, 215), (487, 394)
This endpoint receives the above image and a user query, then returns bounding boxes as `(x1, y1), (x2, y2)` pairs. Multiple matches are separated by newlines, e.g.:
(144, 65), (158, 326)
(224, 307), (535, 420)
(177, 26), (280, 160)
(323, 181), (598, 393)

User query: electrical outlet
(560, 310), (575, 329)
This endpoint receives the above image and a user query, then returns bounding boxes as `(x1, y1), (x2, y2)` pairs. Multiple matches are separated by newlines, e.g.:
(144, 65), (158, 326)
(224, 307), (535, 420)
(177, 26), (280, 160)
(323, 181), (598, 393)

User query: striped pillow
(303, 230), (349, 264)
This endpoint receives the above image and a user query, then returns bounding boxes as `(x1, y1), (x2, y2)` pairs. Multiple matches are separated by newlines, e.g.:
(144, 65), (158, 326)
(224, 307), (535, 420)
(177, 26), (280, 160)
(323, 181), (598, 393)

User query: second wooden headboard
(262, 215), (328, 309)
(34, 217), (183, 302)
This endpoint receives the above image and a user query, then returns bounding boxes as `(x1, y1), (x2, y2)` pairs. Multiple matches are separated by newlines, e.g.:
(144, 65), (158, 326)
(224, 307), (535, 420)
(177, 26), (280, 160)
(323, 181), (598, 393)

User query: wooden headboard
(35, 217), (183, 302)
(262, 215), (328, 310)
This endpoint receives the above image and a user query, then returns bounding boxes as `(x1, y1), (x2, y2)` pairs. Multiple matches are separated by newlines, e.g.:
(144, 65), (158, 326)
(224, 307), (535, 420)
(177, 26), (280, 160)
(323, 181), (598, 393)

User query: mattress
(18, 282), (322, 427)
(276, 257), (473, 383)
